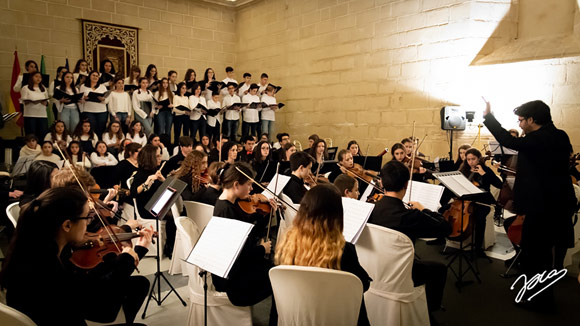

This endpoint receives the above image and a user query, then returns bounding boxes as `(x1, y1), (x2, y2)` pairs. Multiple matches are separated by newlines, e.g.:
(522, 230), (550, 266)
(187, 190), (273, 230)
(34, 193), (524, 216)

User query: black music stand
(141, 177), (188, 318)
(433, 172), (489, 291)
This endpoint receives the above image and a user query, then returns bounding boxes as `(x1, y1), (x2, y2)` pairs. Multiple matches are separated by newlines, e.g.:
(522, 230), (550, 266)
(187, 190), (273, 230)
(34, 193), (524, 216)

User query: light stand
(141, 217), (187, 319)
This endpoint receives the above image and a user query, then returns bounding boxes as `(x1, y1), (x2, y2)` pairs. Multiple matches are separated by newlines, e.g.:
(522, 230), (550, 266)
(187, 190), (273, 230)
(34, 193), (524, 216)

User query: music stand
(433, 171), (489, 291)
(141, 177), (188, 318)
(353, 156), (382, 172)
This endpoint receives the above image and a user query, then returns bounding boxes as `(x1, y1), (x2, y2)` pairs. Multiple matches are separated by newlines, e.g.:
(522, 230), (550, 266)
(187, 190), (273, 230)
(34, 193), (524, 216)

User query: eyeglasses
(73, 212), (96, 224)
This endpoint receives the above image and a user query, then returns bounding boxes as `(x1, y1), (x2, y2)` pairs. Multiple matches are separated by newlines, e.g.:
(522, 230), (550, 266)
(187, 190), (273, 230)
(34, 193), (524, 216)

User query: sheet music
(403, 181), (445, 211)
(186, 216), (254, 278)
(342, 197), (374, 244)
(433, 171), (484, 197)
(488, 140), (518, 155)
(262, 174), (291, 200)
(359, 180), (375, 202)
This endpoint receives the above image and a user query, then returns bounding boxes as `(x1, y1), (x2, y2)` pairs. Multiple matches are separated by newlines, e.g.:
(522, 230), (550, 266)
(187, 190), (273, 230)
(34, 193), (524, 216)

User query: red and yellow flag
(8, 50), (23, 127)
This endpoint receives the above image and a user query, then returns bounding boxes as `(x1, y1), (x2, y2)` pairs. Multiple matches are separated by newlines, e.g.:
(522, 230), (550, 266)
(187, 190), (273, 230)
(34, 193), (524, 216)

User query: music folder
(144, 176), (187, 220)
(186, 216), (254, 278)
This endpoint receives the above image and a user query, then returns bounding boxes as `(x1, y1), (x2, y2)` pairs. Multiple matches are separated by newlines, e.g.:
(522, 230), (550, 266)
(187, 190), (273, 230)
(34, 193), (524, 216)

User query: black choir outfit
(368, 196), (451, 316)
(161, 151), (185, 176)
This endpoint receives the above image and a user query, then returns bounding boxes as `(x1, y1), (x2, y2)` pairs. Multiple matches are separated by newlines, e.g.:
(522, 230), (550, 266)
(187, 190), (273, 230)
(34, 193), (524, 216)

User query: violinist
(19, 160), (58, 207)
(333, 174), (359, 199)
(192, 161), (225, 206)
(483, 99), (576, 309)
(368, 160), (451, 325)
(282, 151), (315, 204)
(390, 143), (406, 163)
(174, 150), (209, 201)
(391, 143), (426, 175)
(453, 144), (471, 170)
(458, 148), (503, 257)
(0, 187), (154, 326)
(212, 162), (277, 318)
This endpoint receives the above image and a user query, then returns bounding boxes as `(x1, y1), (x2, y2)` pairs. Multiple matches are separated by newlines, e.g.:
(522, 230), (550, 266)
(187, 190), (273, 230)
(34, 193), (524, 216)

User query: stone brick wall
(235, 0), (580, 158)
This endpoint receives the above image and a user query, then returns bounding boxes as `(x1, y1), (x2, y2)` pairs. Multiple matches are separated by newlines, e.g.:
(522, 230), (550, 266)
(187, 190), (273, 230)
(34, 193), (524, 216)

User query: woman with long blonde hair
(275, 184), (371, 325)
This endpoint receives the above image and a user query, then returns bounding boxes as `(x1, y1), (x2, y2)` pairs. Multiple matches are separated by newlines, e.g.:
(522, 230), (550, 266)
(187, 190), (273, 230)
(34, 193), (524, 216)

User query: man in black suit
(368, 160), (451, 323)
(237, 135), (255, 163)
(282, 151), (314, 204)
(483, 99), (576, 309)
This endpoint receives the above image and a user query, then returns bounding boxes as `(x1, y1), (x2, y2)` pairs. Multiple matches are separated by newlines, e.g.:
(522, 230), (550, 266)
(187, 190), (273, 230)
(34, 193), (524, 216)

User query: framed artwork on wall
(81, 19), (139, 78)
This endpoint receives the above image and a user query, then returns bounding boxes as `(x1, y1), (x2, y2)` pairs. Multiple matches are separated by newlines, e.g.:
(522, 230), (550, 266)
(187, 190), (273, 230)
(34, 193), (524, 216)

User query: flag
(8, 51), (23, 127)
(40, 55), (54, 125)
(65, 57), (69, 71)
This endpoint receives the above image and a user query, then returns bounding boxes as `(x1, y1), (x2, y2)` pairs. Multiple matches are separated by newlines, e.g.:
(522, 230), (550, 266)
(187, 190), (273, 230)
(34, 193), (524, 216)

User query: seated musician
(237, 135), (255, 162)
(368, 160), (451, 324)
(193, 161), (224, 206)
(453, 144), (471, 170)
(457, 148), (503, 257)
(174, 150), (209, 201)
(276, 184), (371, 326)
(211, 162), (278, 321)
(333, 174), (359, 199)
(282, 151), (314, 204)
(162, 136), (193, 176)
(0, 187), (154, 326)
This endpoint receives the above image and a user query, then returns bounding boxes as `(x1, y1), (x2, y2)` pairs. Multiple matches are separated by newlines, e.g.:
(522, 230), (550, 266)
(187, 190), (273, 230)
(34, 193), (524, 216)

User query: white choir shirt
(153, 91), (171, 116)
(221, 77), (238, 96)
(13, 75), (24, 93)
(237, 82), (251, 98)
(206, 98), (222, 127)
(123, 77), (139, 86)
(222, 93), (242, 121)
(90, 152), (119, 166)
(54, 85), (80, 113)
(260, 93), (277, 121)
(172, 95), (190, 117)
(189, 95), (206, 121)
(102, 132), (125, 147)
(160, 147), (170, 161)
(132, 89), (155, 119)
(258, 83), (268, 95)
(20, 86), (49, 118)
(126, 132), (147, 147)
(66, 155), (91, 170)
(241, 94), (260, 123)
(80, 84), (109, 113)
(108, 91), (132, 116)
(34, 153), (62, 165)
(44, 133), (72, 145)
(48, 79), (61, 98)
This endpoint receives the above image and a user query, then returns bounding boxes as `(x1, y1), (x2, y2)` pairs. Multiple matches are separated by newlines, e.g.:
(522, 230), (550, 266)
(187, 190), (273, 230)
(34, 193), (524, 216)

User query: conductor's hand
(409, 201), (425, 211)
(260, 239), (272, 255)
(482, 96), (491, 117)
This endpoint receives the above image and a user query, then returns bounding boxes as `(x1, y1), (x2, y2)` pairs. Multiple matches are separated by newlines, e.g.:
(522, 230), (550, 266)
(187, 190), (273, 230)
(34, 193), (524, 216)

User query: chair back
(0, 302), (36, 326)
(357, 224), (416, 294)
(183, 201), (214, 231)
(174, 216), (202, 279)
(269, 265), (363, 326)
(6, 202), (20, 228)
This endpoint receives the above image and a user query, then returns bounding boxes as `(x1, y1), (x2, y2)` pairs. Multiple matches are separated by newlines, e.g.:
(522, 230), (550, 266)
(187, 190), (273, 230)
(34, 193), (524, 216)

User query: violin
(89, 184), (130, 201)
(342, 163), (379, 183)
(238, 193), (272, 215)
(70, 225), (156, 269)
(403, 155), (425, 174)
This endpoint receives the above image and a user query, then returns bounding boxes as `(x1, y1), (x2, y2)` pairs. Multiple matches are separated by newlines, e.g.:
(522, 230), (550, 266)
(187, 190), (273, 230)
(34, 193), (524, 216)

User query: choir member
(173, 82), (191, 143)
(237, 72), (252, 97)
(108, 77), (132, 135)
(90, 141), (119, 167)
(12, 60), (38, 93)
(72, 59), (89, 86)
(44, 120), (72, 154)
(153, 77), (174, 136)
(222, 82), (242, 141)
(131, 77), (155, 136)
(260, 85), (278, 141)
(126, 120), (148, 147)
(102, 121), (125, 156)
(189, 82), (206, 142)
(20, 72), (49, 138)
(54, 72), (80, 133)
(241, 83), (261, 139)
(66, 140), (91, 170)
(80, 70), (109, 136)
(34, 141), (61, 165)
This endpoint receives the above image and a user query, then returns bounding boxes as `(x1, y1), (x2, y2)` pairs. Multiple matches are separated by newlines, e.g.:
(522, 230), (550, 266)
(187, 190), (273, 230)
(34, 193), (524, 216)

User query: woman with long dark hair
(20, 72), (49, 138)
(18, 160), (58, 207)
(80, 70), (109, 136)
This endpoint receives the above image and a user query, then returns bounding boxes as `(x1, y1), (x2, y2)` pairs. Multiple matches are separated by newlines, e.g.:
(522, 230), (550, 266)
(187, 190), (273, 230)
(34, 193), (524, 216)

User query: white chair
(0, 302), (36, 326)
(174, 216), (252, 326)
(5, 202), (20, 228)
(127, 177), (166, 258)
(169, 204), (184, 275)
(276, 193), (299, 242)
(183, 201), (214, 231)
(356, 224), (430, 326)
(269, 265), (363, 326)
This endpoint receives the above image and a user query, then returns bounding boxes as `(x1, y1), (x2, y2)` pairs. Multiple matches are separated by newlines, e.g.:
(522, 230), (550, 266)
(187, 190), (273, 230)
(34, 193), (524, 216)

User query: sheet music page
(186, 216), (254, 278)
(359, 180), (375, 202)
(403, 181), (444, 211)
(434, 172), (484, 197)
(262, 174), (291, 199)
(342, 197), (375, 243)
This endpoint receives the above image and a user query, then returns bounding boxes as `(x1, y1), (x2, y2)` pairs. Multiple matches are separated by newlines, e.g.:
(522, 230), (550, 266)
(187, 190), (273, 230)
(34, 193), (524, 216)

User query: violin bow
(234, 166), (298, 212)
(408, 121), (417, 202)
(266, 163), (280, 241)
(53, 142), (123, 253)
(337, 163), (384, 194)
